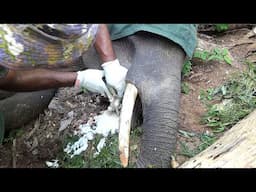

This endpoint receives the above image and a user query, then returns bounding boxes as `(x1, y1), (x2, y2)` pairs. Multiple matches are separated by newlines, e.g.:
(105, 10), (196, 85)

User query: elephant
(0, 30), (186, 168)
(82, 31), (186, 168)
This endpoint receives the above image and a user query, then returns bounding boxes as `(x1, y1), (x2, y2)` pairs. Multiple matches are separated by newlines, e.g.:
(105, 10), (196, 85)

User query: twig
(26, 117), (40, 140)
(223, 28), (250, 35)
(12, 139), (16, 168)
(228, 41), (254, 50)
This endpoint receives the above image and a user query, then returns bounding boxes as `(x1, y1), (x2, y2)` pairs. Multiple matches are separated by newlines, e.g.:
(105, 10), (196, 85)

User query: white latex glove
(102, 59), (128, 97)
(74, 69), (113, 100)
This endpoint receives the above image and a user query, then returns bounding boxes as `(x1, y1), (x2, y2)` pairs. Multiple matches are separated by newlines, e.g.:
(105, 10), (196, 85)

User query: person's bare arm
(0, 68), (77, 91)
(0, 24), (118, 93)
(94, 24), (127, 97)
(94, 24), (116, 63)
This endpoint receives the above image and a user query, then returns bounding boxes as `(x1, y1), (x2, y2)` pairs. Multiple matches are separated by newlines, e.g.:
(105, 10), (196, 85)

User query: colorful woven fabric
(0, 24), (98, 70)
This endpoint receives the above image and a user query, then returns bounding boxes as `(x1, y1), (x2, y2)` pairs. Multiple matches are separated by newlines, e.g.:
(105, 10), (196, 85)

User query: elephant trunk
(136, 76), (181, 167)
(123, 32), (185, 168)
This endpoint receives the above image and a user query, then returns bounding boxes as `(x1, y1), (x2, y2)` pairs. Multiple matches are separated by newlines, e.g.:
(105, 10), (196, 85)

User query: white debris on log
(64, 110), (119, 158)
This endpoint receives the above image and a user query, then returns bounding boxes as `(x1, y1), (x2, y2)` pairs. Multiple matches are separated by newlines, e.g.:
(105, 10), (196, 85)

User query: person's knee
(0, 89), (56, 132)
(0, 90), (15, 100)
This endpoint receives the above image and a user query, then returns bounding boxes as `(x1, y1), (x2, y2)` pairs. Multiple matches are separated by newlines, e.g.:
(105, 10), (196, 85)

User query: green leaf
(201, 51), (209, 60)
(218, 56), (225, 61)
(222, 48), (229, 56)
(207, 121), (220, 127)
(193, 50), (210, 61)
(207, 55), (218, 61)
(214, 48), (221, 55)
(178, 129), (196, 138)
(214, 24), (229, 32)
(213, 126), (225, 133)
(221, 85), (227, 95)
(182, 60), (192, 77)
(181, 82), (190, 94)
(224, 55), (232, 65)
(193, 51), (202, 59)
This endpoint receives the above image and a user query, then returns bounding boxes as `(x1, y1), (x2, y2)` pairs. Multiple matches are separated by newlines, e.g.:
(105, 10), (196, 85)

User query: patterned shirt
(0, 24), (98, 70)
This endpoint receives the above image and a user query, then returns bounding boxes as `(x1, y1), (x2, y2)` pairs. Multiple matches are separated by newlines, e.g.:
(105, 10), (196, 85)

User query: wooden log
(179, 109), (256, 168)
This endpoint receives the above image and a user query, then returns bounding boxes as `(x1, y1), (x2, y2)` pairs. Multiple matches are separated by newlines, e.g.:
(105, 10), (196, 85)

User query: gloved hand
(74, 69), (113, 100)
(102, 59), (128, 97)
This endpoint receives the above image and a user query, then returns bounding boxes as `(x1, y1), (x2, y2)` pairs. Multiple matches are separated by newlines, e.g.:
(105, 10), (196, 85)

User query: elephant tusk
(119, 83), (138, 167)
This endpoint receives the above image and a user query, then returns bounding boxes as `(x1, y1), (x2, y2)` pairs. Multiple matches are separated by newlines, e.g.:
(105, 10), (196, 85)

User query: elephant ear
(0, 112), (5, 144)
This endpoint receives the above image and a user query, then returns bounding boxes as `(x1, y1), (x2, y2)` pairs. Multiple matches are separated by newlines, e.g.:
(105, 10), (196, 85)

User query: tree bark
(179, 109), (256, 168)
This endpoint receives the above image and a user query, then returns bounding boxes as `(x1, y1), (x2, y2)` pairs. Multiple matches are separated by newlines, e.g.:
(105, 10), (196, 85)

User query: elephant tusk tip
(120, 152), (128, 167)
(171, 155), (179, 168)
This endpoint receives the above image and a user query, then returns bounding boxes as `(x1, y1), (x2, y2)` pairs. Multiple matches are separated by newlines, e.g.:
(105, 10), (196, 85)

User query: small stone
(32, 149), (38, 155)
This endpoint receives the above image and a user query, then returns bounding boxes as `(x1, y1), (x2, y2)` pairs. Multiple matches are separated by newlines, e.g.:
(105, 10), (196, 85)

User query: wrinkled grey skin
(83, 32), (185, 167)
(0, 32), (185, 168)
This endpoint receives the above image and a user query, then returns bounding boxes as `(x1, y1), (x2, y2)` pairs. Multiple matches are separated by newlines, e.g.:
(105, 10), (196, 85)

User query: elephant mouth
(118, 83), (138, 167)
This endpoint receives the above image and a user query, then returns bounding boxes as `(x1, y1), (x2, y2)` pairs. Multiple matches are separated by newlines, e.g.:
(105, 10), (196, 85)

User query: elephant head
(82, 31), (185, 168)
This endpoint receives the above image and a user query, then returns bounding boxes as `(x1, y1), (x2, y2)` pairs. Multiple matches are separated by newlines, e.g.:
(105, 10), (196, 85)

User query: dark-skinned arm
(94, 24), (127, 97)
(94, 24), (117, 63)
(0, 24), (117, 92)
(0, 68), (77, 91)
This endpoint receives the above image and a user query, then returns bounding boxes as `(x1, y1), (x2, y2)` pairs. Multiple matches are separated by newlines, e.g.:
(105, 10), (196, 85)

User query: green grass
(179, 61), (256, 159)
(201, 62), (256, 133)
(214, 24), (229, 32)
(182, 60), (192, 77)
(61, 153), (85, 168)
(58, 126), (142, 168)
(182, 47), (232, 78)
(181, 82), (190, 94)
(193, 48), (232, 65)
(85, 135), (122, 168)
(179, 132), (217, 157)
(181, 46), (232, 94)
(58, 134), (122, 168)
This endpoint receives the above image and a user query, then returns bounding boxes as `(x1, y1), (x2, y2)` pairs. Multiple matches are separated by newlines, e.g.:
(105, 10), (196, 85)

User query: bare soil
(0, 28), (254, 168)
